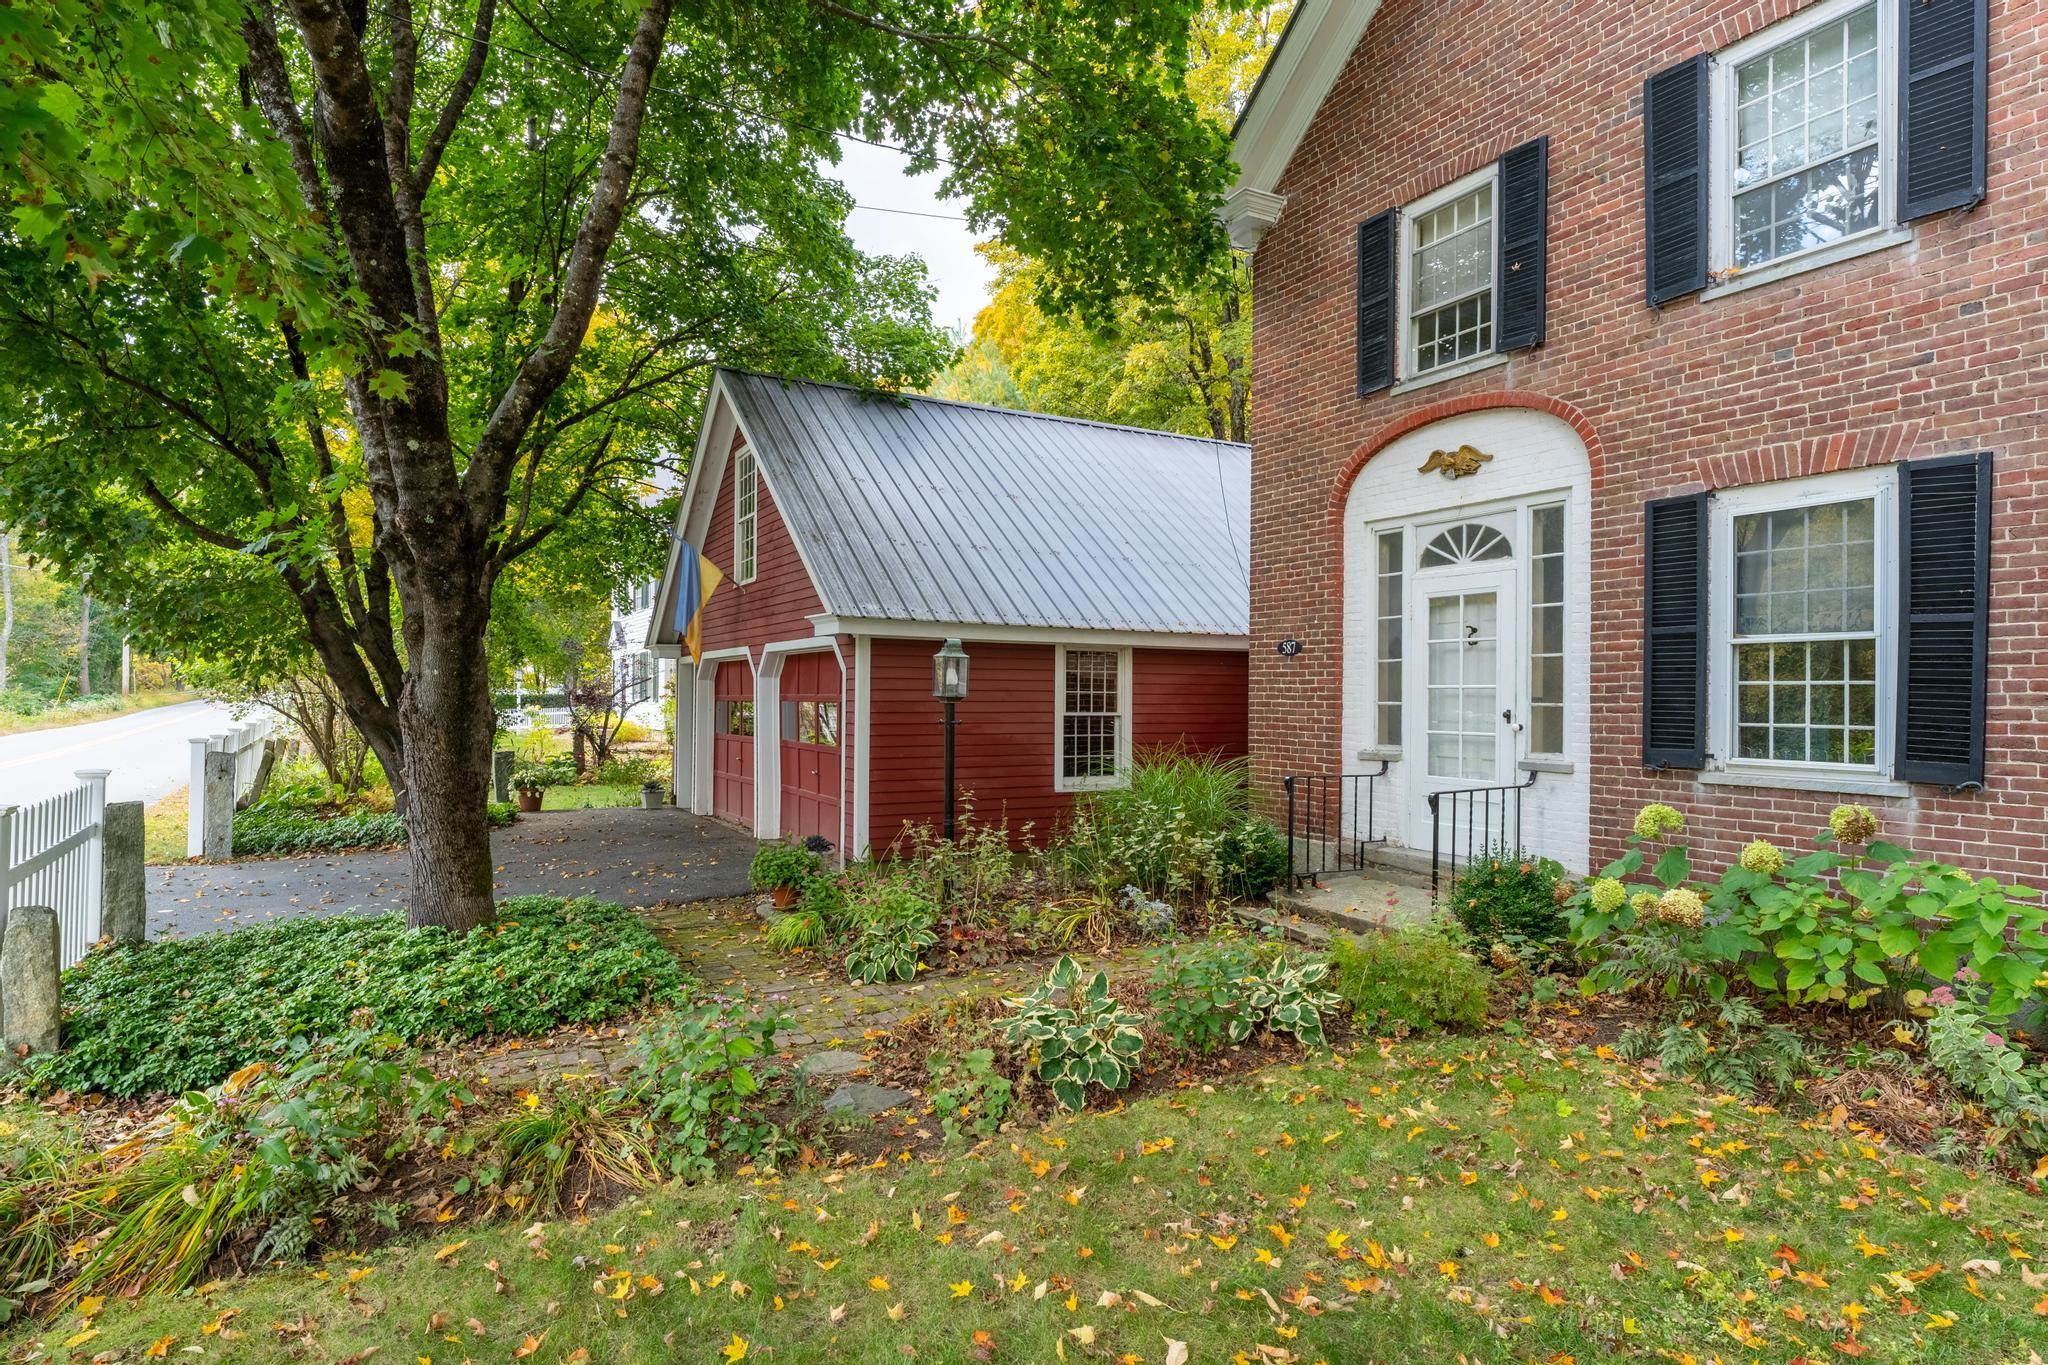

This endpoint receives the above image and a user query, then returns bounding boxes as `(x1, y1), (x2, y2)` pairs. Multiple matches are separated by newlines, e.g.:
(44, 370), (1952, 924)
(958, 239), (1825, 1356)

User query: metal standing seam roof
(719, 369), (1250, 637)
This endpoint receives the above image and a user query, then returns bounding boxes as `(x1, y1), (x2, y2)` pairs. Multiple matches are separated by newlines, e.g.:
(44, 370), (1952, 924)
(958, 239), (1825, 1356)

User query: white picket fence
(186, 717), (272, 859)
(0, 769), (108, 969)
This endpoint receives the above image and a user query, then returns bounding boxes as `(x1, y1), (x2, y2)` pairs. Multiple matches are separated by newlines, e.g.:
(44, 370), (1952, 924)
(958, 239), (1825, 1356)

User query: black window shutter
(1355, 209), (1398, 395)
(1643, 493), (1709, 769)
(1495, 137), (1549, 352)
(1643, 55), (1709, 306)
(1896, 452), (1991, 786)
(1900, 0), (1988, 220)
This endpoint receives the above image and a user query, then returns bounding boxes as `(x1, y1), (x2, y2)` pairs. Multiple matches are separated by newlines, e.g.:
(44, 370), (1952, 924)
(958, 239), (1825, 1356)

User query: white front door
(1406, 563), (1520, 849)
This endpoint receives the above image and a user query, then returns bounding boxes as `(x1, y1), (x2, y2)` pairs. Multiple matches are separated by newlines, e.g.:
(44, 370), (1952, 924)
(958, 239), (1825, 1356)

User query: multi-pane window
(733, 446), (758, 583)
(781, 699), (840, 748)
(1419, 522), (1512, 568)
(1058, 648), (1126, 790)
(1731, 3), (1880, 268)
(1408, 183), (1494, 373)
(1424, 591), (1500, 782)
(1731, 497), (1879, 766)
(716, 699), (754, 736)
(1528, 505), (1566, 755)
(1375, 531), (1403, 747)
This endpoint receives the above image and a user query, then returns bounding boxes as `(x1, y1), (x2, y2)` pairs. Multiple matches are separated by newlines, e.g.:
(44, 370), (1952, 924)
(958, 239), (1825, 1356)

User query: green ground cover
(11, 1033), (2041, 1362)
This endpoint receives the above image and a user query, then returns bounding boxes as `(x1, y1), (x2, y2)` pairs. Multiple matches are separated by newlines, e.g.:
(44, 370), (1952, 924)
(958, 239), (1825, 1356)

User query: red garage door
(779, 652), (842, 848)
(711, 660), (754, 828)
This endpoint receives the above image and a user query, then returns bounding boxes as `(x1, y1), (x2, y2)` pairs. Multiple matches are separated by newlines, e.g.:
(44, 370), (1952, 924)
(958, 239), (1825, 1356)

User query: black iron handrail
(1428, 772), (1540, 893)
(1281, 764), (1391, 892)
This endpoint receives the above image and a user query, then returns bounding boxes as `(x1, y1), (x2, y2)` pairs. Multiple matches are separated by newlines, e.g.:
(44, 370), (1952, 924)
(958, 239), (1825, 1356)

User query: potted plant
(750, 841), (822, 909)
(511, 758), (569, 813)
(640, 779), (666, 810)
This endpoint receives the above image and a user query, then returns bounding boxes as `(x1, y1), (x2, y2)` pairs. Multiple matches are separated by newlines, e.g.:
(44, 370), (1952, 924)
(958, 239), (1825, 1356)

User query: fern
(1618, 998), (1806, 1099)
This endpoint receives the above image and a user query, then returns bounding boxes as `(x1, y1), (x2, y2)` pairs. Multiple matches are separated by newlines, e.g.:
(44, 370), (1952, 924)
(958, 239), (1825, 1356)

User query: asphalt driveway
(146, 806), (758, 939)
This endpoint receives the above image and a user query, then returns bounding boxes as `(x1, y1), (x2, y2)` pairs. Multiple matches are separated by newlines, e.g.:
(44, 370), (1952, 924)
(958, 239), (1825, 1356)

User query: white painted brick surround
(1339, 408), (1593, 873)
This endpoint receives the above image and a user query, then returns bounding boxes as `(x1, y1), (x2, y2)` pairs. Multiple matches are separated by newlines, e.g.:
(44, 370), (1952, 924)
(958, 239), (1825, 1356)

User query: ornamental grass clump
(1053, 749), (1287, 904)
(2, 1030), (467, 1318)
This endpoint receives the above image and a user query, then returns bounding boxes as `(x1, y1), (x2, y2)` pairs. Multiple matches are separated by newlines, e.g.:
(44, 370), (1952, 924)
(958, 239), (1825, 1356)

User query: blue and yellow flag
(673, 540), (724, 665)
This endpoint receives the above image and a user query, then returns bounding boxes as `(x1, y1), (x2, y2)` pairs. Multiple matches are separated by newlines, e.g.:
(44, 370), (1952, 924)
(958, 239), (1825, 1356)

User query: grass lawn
(14, 1032), (2045, 1362)
(541, 782), (642, 810)
(0, 689), (197, 737)
(142, 787), (188, 865)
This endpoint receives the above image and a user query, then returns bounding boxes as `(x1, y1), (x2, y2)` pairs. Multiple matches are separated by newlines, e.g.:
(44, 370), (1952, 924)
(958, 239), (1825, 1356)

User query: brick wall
(1250, 0), (2048, 882)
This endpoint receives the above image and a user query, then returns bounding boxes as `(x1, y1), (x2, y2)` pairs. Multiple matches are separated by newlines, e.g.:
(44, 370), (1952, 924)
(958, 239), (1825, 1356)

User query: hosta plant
(1002, 954), (1145, 1110)
(1237, 954), (1341, 1047)
(844, 887), (938, 984)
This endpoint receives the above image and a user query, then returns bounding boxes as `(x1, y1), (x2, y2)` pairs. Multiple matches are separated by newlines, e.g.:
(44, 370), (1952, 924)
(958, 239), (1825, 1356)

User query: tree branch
(414, 0), (496, 191)
(466, 0), (676, 508)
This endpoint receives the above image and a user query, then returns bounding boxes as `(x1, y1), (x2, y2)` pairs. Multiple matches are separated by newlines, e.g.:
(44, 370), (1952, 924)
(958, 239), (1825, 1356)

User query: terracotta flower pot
(516, 789), (544, 813)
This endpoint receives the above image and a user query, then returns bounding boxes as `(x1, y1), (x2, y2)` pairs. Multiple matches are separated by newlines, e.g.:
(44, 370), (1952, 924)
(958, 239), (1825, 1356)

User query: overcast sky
(827, 137), (995, 339)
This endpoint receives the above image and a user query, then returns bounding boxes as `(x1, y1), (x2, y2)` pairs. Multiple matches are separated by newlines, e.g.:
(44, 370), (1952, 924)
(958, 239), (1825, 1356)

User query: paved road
(147, 806), (758, 939)
(0, 698), (247, 808)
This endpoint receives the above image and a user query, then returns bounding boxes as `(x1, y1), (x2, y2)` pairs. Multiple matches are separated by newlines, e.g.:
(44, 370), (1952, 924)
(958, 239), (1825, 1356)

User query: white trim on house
(852, 634), (873, 860)
(732, 444), (759, 585)
(1221, 0), (1386, 250)
(807, 615), (1247, 651)
(1053, 644), (1134, 794)
(645, 373), (836, 652)
(1705, 0), (1902, 294)
(1704, 464), (1898, 790)
(690, 645), (754, 819)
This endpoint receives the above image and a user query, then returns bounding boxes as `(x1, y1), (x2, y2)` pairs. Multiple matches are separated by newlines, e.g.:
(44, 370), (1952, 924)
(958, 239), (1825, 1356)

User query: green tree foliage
(931, 6), (1286, 442)
(0, 546), (128, 706)
(0, 0), (1239, 930)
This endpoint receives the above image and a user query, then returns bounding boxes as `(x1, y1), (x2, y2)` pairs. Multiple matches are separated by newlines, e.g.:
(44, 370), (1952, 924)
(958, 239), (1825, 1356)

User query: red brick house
(646, 370), (1250, 858)
(1223, 0), (2044, 882)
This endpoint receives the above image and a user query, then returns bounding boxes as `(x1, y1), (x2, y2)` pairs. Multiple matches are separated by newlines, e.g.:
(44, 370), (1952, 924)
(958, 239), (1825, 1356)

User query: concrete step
(1290, 841), (1435, 892)
(1235, 904), (1333, 947)
(1267, 872), (1435, 937)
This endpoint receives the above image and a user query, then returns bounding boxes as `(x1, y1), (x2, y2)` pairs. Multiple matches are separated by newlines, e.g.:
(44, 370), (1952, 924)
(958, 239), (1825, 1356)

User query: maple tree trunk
(395, 584), (498, 932)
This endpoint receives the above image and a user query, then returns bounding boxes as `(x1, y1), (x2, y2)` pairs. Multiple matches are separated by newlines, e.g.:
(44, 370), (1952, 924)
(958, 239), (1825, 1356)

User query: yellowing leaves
(720, 1333), (749, 1361)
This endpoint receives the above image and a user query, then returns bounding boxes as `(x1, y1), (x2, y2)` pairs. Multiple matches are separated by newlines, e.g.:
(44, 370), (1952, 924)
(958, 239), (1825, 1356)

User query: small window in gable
(733, 446), (758, 584)
(1055, 646), (1132, 793)
(1419, 523), (1512, 568)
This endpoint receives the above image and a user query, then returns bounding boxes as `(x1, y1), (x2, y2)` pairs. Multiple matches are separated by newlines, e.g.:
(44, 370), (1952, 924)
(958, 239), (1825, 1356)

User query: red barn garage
(647, 370), (1252, 859)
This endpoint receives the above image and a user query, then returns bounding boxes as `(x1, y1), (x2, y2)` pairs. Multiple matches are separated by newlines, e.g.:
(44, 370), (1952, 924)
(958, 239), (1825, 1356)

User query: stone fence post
(102, 800), (147, 944)
(202, 749), (235, 860)
(1, 904), (61, 1066)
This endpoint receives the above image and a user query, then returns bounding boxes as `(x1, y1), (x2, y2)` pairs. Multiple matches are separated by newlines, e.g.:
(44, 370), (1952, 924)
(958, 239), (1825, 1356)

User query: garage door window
(717, 699), (754, 735)
(781, 699), (840, 747)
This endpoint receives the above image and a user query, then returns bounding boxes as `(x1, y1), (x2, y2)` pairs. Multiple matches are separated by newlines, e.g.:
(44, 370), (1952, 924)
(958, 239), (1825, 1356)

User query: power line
(847, 203), (969, 222)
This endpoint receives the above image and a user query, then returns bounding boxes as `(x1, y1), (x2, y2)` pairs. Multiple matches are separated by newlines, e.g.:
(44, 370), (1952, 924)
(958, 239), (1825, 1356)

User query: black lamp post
(932, 638), (970, 839)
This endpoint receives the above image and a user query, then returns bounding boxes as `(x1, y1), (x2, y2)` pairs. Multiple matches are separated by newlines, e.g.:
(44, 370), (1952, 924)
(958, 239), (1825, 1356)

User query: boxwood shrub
(231, 802), (516, 857)
(27, 896), (691, 1097)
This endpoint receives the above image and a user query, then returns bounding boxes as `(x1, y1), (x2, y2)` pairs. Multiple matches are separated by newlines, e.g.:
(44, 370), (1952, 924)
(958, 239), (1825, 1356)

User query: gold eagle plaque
(1418, 444), (1493, 479)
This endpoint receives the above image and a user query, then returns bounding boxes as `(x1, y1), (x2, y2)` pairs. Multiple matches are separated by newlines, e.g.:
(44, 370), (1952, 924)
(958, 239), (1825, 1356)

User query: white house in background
(609, 464), (681, 730)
